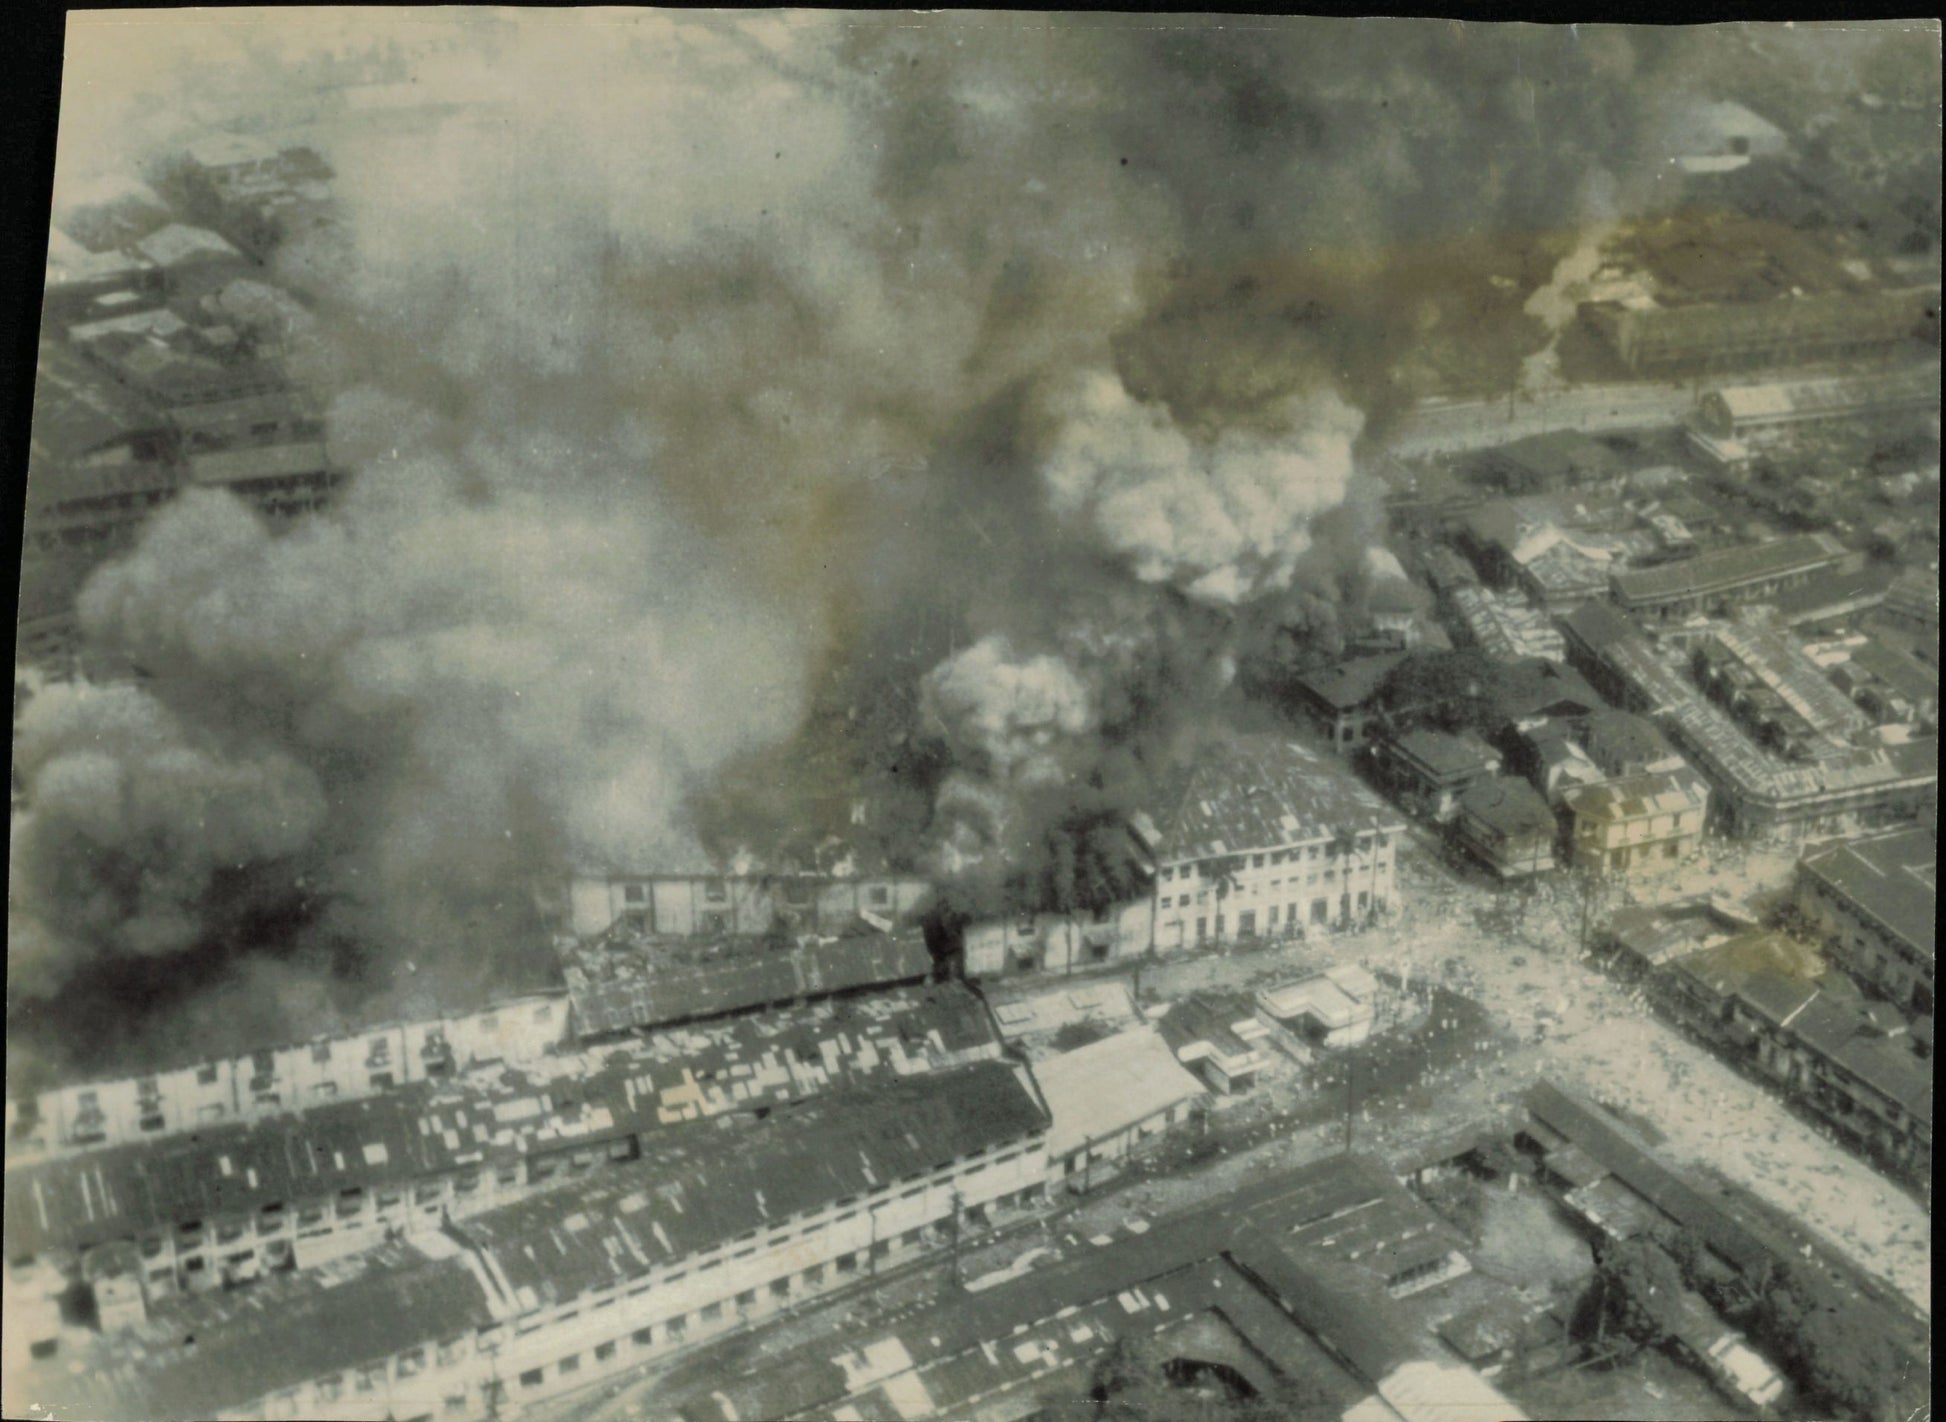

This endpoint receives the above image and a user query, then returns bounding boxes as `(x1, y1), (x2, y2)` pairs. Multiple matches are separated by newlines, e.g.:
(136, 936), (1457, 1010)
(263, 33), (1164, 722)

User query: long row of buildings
(1586, 820), (1934, 1182)
(1562, 600), (1936, 840)
(8, 1060), (1053, 1421)
(14, 733), (1413, 1175)
(4, 980), (1003, 1292)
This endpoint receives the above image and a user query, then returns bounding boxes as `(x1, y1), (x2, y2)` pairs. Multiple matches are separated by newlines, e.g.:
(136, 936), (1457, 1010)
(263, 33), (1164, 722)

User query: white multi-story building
(1146, 737), (1407, 952)
(12, 995), (570, 1160)
(966, 737), (1408, 977)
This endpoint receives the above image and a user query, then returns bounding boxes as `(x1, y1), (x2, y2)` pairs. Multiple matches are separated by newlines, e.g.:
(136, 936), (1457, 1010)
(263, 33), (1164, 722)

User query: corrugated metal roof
(1612, 533), (1847, 607)
(1148, 736), (1404, 865)
(458, 1060), (1046, 1303)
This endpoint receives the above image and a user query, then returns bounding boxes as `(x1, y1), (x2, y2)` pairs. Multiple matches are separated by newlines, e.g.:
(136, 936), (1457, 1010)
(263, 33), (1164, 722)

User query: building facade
(566, 869), (931, 939)
(14, 994), (569, 1159)
(1148, 738), (1407, 952)
(1561, 770), (1710, 876)
(1796, 829), (1935, 1015)
(961, 898), (1157, 978)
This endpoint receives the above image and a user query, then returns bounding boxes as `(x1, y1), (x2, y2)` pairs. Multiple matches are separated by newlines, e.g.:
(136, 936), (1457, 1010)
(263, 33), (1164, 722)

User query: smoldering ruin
(7, 17), (1934, 1082)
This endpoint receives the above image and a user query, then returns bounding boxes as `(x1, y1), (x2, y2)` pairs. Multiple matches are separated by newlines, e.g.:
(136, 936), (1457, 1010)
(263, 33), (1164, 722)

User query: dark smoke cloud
(13, 15), (1880, 1072)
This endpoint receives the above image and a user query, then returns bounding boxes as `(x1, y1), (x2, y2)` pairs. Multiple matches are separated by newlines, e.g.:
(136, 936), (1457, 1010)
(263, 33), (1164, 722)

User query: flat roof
(1155, 992), (1271, 1067)
(1036, 1024), (1206, 1159)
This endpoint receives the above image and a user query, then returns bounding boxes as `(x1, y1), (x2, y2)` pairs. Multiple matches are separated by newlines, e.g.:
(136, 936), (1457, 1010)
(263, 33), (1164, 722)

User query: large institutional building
(964, 736), (1408, 977)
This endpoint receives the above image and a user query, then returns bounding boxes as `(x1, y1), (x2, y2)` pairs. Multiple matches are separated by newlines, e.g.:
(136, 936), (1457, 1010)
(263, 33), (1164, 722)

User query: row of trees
(1577, 1228), (1911, 1422)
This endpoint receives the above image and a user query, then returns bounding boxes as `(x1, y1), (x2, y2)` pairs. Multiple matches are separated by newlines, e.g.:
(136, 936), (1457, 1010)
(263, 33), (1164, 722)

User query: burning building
(962, 735), (1406, 976)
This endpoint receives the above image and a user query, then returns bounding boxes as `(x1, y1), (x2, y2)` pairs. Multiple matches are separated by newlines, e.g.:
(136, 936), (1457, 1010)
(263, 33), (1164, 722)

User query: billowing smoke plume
(920, 636), (1098, 874)
(18, 15), (1877, 1073)
(922, 638), (1095, 786)
(1036, 369), (1363, 604)
(10, 680), (327, 990)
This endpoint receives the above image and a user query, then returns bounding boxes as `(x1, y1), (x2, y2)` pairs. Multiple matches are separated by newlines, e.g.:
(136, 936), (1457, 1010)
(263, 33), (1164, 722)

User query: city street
(1011, 832), (1930, 1314)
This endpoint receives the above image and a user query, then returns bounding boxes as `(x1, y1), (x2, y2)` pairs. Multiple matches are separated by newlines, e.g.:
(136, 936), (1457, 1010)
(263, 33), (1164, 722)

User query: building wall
(1795, 871), (1933, 1014)
(23, 995), (568, 1157)
(1050, 1100), (1195, 1188)
(1152, 829), (1400, 952)
(214, 1135), (1051, 1422)
(568, 874), (931, 939)
(963, 899), (1158, 979)
(1567, 801), (1705, 875)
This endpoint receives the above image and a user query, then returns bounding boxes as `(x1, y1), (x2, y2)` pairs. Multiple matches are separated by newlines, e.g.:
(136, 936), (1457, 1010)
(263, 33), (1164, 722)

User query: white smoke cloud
(1520, 171), (1622, 394)
(920, 635), (1094, 785)
(1037, 368), (1365, 604)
